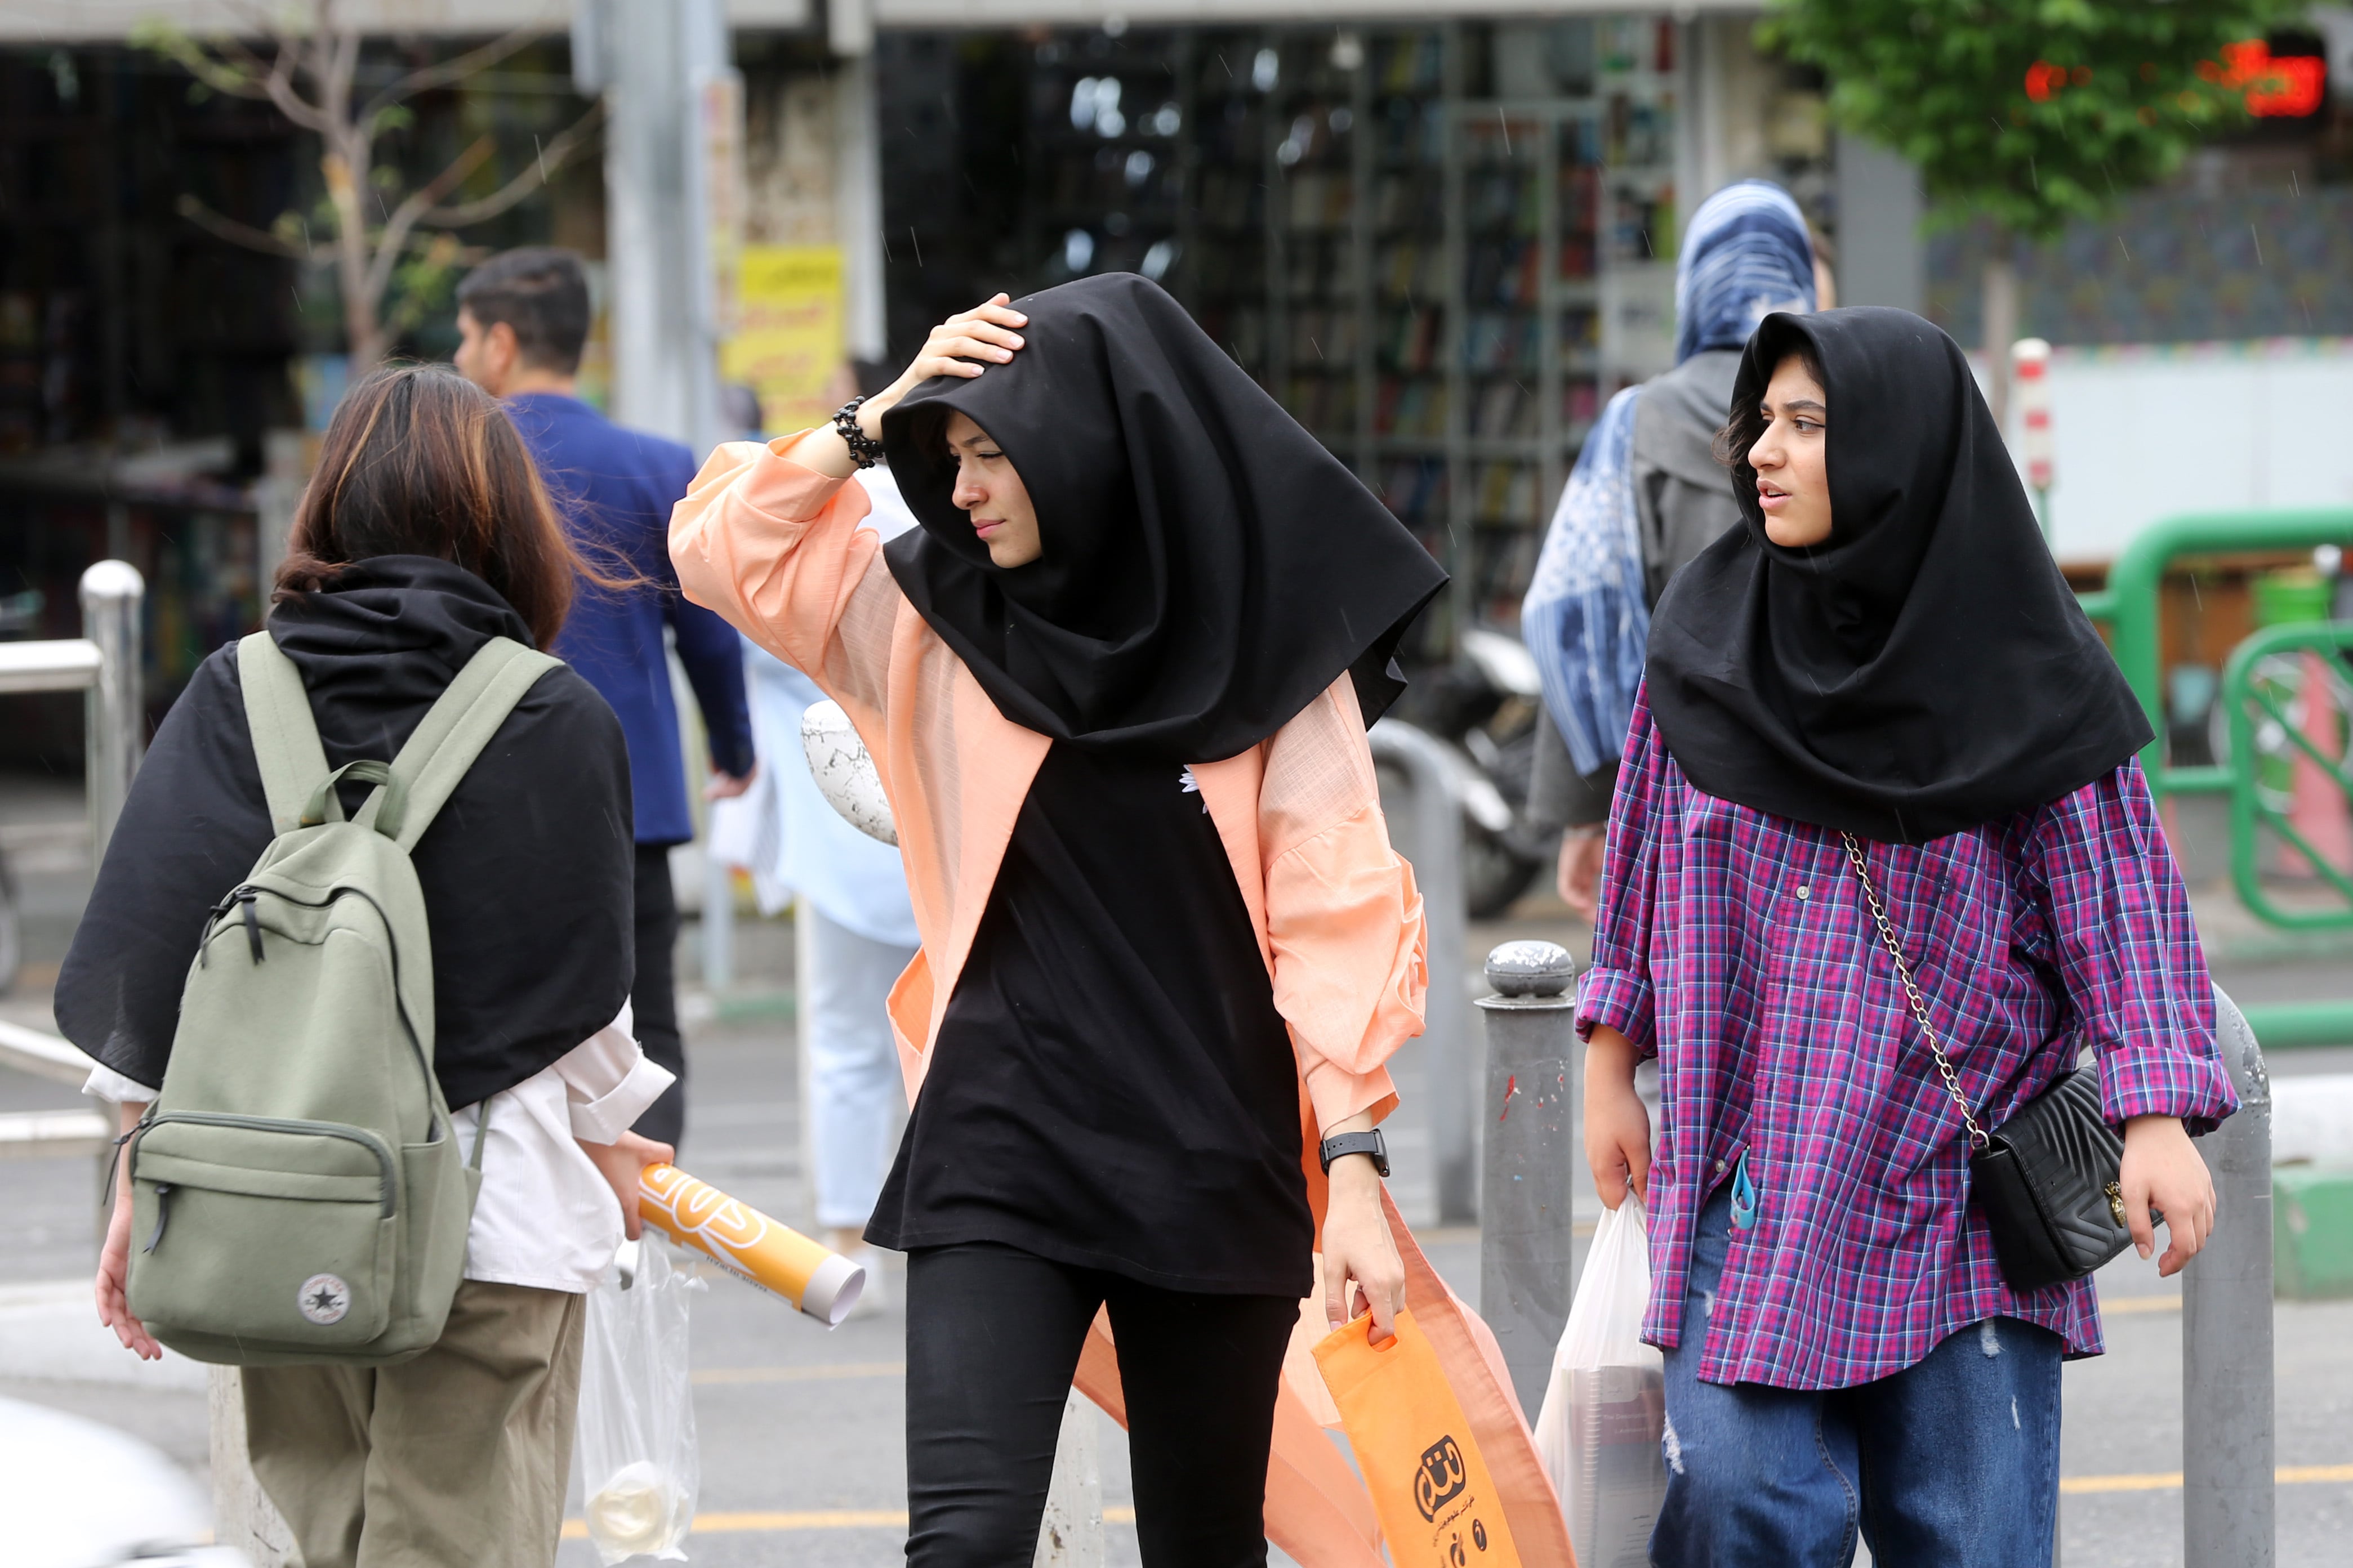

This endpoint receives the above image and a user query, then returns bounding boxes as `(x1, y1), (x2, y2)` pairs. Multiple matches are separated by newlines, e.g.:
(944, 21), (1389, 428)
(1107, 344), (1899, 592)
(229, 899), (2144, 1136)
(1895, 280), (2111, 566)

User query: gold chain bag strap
(1838, 832), (2136, 1292)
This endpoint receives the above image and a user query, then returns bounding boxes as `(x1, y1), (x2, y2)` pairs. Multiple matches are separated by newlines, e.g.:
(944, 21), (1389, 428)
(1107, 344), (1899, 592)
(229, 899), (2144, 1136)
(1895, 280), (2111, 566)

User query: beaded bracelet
(832, 397), (885, 468)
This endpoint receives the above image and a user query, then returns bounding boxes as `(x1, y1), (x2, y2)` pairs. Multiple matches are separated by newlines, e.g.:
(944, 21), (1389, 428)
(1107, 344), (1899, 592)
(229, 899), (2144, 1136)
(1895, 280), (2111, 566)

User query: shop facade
(871, 8), (1829, 645)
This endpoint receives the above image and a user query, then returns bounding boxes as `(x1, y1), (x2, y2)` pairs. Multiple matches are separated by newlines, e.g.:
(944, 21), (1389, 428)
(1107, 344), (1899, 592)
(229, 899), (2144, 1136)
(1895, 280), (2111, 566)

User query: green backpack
(124, 628), (559, 1366)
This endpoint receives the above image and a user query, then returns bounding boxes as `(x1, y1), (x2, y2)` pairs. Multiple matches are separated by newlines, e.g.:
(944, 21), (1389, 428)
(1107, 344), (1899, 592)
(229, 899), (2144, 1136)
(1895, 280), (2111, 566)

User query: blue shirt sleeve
(669, 592), (755, 778)
(653, 446), (755, 779)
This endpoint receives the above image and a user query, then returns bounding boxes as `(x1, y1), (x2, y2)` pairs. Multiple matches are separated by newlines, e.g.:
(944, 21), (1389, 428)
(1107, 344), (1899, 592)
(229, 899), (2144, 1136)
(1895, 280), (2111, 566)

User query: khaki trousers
(242, 1279), (587, 1568)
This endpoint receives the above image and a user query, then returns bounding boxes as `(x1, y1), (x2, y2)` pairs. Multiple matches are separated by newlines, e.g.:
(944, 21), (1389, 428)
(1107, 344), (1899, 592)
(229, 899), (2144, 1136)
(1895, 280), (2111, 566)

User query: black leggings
(903, 1241), (1298, 1567)
(629, 842), (686, 1148)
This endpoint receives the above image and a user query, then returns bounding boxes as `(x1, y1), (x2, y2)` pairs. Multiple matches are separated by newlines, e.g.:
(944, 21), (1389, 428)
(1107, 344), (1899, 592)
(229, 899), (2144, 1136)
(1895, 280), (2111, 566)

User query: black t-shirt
(865, 744), (1312, 1297)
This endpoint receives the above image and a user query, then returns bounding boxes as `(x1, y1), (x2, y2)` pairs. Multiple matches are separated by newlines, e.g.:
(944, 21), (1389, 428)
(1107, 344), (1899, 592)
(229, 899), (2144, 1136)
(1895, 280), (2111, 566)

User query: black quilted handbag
(1839, 834), (2134, 1293)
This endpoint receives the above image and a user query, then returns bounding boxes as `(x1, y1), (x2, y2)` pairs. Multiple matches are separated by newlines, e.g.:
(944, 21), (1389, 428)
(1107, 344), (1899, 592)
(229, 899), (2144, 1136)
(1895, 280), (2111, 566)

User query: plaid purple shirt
(1577, 687), (2238, 1390)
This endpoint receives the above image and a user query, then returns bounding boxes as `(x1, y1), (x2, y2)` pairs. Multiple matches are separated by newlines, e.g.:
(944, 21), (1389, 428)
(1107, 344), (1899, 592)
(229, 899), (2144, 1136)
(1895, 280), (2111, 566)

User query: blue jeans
(1651, 1183), (2061, 1567)
(803, 907), (919, 1230)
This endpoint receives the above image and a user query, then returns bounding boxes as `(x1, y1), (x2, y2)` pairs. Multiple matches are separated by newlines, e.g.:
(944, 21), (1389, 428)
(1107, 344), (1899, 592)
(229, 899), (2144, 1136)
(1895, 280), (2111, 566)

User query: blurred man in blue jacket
(454, 247), (754, 1150)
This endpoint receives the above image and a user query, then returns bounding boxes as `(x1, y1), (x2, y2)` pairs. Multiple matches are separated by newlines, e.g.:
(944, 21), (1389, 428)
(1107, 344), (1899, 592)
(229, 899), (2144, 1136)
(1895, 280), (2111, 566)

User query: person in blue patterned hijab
(1519, 180), (1817, 913)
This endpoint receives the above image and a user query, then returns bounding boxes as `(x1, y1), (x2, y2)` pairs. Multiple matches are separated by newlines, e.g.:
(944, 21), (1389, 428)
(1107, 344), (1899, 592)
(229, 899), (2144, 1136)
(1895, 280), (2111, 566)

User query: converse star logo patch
(298, 1273), (351, 1326)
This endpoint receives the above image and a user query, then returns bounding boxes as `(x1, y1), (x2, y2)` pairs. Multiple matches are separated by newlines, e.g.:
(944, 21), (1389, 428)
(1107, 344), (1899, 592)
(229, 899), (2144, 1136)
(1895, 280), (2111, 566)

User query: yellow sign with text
(723, 244), (844, 436)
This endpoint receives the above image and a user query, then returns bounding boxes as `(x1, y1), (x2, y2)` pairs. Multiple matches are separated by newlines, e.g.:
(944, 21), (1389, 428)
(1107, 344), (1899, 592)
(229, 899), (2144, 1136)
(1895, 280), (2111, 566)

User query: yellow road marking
(690, 1361), (904, 1385)
(563, 1466), (2353, 1535)
(2099, 1295), (2181, 1314)
(2063, 1464), (2353, 1495)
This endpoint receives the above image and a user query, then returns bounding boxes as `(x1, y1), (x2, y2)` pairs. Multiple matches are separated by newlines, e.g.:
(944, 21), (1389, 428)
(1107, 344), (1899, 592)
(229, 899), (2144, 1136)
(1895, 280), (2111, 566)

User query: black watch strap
(1318, 1128), (1389, 1177)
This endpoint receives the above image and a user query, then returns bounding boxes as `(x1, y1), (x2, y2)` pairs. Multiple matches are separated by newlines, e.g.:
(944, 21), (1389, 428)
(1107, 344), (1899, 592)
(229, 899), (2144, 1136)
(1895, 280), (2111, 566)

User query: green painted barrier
(2275, 1166), (2353, 1299)
(2239, 1002), (2353, 1051)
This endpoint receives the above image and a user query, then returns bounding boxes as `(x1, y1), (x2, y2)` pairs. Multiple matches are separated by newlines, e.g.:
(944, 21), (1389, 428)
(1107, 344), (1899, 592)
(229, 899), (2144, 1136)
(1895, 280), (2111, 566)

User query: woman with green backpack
(63, 364), (676, 1568)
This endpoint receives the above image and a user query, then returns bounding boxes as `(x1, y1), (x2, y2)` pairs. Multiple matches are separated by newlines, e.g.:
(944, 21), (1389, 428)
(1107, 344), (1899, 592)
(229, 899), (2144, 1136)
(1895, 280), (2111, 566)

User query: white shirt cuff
(551, 1003), (675, 1144)
(82, 1062), (157, 1104)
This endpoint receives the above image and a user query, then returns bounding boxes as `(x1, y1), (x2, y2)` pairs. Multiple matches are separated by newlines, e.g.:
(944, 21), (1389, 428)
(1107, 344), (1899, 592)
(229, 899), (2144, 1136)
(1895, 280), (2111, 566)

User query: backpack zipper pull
(142, 1183), (173, 1253)
(237, 889), (265, 963)
(198, 891), (238, 968)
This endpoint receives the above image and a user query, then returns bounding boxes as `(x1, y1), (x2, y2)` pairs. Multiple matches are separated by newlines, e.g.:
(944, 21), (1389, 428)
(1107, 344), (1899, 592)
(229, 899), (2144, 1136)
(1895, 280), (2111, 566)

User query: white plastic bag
(574, 1239), (705, 1564)
(1534, 1195), (1666, 1568)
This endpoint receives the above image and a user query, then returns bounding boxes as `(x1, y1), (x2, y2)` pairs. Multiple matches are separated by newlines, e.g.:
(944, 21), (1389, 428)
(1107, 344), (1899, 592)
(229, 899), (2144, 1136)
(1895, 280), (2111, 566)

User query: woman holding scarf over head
(1580, 307), (2237, 1564)
(671, 274), (1560, 1567)
(1522, 181), (1820, 917)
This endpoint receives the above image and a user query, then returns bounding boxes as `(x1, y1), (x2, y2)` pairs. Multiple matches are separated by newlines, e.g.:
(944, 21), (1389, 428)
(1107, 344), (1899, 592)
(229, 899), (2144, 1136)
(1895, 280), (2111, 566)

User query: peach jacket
(670, 436), (1572, 1567)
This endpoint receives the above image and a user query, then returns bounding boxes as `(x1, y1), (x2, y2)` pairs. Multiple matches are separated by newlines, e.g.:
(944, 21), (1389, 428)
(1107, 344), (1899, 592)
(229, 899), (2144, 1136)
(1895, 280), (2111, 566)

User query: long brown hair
(275, 363), (625, 646)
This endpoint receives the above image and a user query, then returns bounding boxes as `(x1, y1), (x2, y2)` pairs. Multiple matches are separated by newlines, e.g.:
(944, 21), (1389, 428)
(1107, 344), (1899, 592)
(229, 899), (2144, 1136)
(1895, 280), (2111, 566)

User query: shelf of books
(1009, 18), (1683, 644)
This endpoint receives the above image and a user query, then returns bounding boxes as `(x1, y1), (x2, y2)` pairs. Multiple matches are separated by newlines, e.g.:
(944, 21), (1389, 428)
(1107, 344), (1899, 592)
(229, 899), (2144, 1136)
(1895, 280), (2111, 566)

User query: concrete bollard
(2183, 984), (2274, 1567)
(210, 1367), (297, 1566)
(1367, 720), (1474, 1223)
(1475, 940), (1580, 1418)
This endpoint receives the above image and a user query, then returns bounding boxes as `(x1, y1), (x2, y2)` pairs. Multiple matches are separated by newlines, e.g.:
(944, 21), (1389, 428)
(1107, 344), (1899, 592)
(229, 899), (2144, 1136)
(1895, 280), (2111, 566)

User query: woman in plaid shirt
(1579, 309), (2238, 1566)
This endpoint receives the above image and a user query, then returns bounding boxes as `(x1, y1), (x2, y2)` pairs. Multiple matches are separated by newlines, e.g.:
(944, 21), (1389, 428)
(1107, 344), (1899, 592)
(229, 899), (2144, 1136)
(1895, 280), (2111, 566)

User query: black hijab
(57, 557), (635, 1109)
(880, 273), (1447, 762)
(1643, 307), (2151, 843)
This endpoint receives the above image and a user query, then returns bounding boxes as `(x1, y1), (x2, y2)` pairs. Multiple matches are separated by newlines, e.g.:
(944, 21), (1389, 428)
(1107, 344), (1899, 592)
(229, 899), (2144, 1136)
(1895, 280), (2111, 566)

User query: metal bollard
(1475, 941), (1580, 1417)
(1367, 720), (1474, 1222)
(2183, 984), (2274, 1567)
(78, 560), (144, 859)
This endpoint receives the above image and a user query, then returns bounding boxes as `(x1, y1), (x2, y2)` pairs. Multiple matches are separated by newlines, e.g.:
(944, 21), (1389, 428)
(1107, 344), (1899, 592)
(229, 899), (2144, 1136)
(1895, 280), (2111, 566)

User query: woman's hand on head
(1320, 1115), (1405, 1346)
(2119, 1114), (2215, 1277)
(858, 294), (1030, 440)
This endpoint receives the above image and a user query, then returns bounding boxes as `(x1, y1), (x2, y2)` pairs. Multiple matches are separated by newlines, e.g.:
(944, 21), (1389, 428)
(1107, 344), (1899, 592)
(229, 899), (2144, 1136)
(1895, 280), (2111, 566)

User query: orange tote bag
(1313, 1308), (1530, 1568)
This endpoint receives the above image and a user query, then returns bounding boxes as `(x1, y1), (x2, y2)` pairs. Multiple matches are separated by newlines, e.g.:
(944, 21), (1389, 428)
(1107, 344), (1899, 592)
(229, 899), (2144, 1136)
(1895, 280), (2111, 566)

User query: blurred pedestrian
(69, 365), (674, 1568)
(455, 247), (755, 1149)
(673, 275), (1458, 1566)
(1580, 309), (2236, 1565)
(1521, 181), (1817, 917)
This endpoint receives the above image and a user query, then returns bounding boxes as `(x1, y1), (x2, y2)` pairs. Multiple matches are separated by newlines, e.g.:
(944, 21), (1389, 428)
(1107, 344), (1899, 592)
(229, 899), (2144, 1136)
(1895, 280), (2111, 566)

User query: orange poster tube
(637, 1164), (866, 1325)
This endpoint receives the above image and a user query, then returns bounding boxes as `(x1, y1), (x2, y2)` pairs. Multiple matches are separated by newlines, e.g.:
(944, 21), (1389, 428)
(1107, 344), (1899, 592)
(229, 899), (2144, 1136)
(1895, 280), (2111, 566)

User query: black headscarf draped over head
(879, 273), (1447, 762)
(1643, 307), (2151, 844)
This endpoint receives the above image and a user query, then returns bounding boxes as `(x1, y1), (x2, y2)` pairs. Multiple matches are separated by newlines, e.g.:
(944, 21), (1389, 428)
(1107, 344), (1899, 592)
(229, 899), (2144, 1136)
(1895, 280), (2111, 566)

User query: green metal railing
(2222, 622), (2353, 930)
(2079, 508), (2353, 1046)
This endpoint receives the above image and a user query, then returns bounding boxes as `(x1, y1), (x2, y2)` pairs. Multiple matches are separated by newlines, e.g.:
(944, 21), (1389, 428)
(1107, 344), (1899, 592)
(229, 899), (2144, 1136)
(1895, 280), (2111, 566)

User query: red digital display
(2024, 41), (2325, 119)
(2200, 40), (2327, 119)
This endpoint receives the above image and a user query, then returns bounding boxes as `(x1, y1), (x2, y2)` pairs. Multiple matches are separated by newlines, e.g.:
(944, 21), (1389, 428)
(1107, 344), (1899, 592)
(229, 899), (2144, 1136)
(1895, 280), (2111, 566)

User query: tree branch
(361, 133), (501, 310)
(360, 12), (565, 125)
(175, 193), (335, 263)
(133, 24), (279, 104)
(420, 102), (605, 227)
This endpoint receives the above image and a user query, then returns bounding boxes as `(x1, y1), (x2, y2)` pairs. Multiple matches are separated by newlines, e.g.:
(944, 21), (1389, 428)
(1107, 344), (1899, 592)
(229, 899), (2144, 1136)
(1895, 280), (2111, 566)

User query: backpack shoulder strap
(386, 637), (563, 851)
(237, 630), (332, 836)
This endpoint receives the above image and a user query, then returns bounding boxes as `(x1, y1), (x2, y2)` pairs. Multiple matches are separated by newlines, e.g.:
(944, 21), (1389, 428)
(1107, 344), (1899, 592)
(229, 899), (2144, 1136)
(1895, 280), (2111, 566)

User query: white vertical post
(1033, 1388), (1104, 1567)
(591, 0), (728, 458)
(831, 4), (886, 365)
(2012, 337), (2055, 542)
(78, 559), (142, 858)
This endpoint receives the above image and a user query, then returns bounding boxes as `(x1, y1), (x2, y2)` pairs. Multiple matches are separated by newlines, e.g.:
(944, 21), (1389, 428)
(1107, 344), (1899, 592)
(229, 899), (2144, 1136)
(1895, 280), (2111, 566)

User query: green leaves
(1762, 0), (2306, 240)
